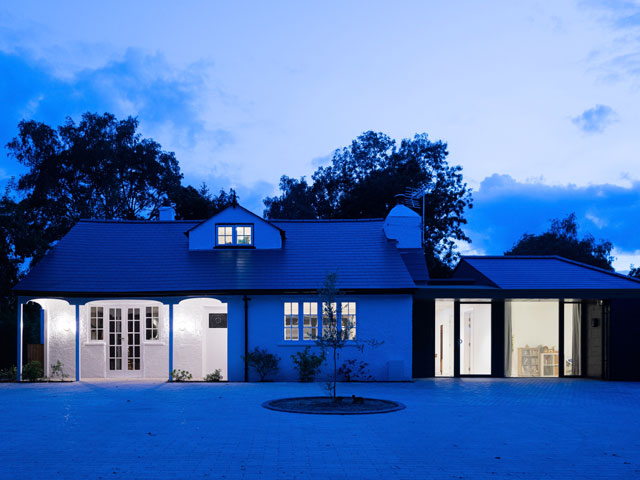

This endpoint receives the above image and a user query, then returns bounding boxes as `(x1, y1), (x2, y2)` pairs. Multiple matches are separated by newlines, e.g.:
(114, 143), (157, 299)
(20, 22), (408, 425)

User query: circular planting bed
(263, 396), (405, 415)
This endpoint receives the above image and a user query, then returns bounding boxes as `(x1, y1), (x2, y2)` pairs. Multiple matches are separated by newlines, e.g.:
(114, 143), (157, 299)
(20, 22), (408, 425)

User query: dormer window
(216, 224), (253, 247)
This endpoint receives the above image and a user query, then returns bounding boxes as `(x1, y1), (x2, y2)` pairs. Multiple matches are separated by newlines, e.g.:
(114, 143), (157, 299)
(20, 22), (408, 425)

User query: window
(216, 224), (253, 246)
(145, 306), (159, 340)
(90, 306), (104, 340)
(303, 302), (318, 340)
(322, 302), (337, 338)
(236, 226), (252, 245)
(217, 226), (233, 245)
(284, 302), (299, 340)
(341, 302), (356, 340)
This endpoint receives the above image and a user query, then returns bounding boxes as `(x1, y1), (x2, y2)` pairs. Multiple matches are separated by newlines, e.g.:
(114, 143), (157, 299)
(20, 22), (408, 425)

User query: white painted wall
(173, 298), (229, 380)
(32, 299), (76, 379)
(188, 206), (282, 250)
(35, 292), (412, 382)
(507, 300), (559, 377)
(383, 204), (422, 248)
(247, 294), (413, 381)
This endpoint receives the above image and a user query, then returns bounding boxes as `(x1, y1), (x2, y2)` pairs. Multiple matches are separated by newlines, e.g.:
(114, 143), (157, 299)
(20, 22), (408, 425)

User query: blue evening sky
(1, 1), (639, 270)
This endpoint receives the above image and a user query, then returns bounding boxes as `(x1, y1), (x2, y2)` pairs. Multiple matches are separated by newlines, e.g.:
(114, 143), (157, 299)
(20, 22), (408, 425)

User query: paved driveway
(1, 379), (639, 479)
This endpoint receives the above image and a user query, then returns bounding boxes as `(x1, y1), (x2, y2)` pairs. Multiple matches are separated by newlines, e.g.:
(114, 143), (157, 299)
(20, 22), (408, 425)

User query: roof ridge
(463, 255), (640, 284)
(271, 218), (384, 223)
(78, 219), (203, 224)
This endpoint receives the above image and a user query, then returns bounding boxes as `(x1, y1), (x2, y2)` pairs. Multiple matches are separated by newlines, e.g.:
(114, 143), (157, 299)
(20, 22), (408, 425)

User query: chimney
(158, 206), (175, 221)
(383, 204), (421, 248)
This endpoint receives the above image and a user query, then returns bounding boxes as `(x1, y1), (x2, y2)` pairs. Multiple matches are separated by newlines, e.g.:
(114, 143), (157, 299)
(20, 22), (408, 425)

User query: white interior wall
(460, 303), (491, 375)
(509, 300), (559, 377)
(435, 300), (454, 376)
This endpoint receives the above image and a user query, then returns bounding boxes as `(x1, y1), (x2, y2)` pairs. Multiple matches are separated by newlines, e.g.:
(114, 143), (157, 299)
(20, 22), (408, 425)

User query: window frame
(145, 306), (160, 341)
(215, 223), (254, 248)
(303, 302), (319, 340)
(280, 300), (357, 343)
(340, 302), (357, 340)
(90, 306), (104, 341)
(284, 302), (299, 341)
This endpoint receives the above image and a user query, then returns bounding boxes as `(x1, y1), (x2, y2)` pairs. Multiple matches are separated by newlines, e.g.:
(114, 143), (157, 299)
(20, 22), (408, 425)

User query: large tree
(264, 131), (473, 273)
(1, 112), (235, 368)
(505, 213), (615, 270)
(7, 113), (183, 260)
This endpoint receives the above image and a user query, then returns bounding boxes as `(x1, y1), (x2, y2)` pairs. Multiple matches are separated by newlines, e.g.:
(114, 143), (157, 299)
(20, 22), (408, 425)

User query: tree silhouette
(505, 213), (614, 270)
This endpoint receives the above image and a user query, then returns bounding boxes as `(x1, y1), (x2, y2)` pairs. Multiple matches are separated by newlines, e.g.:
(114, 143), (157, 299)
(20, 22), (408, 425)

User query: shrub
(51, 360), (69, 381)
(0, 365), (17, 381)
(243, 347), (280, 381)
(22, 361), (44, 382)
(171, 369), (192, 382)
(291, 346), (325, 382)
(338, 359), (373, 382)
(204, 369), (223, 382)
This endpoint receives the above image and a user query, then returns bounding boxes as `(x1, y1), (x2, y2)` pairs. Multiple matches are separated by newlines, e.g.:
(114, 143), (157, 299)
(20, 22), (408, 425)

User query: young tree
(314, 273), (379, 400)
(263, 131), (473, 273)
(505, 213), (614, 271)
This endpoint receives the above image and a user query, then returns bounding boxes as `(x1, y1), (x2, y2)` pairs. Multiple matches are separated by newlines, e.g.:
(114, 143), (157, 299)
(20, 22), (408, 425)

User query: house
(14, 203), (640, 381)
(413, 256), (640, 381)
(14, 203), (424, 381)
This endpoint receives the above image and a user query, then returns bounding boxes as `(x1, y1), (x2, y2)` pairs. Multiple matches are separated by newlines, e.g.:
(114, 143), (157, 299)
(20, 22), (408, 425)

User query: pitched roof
(456, 256), (640, 290)
(14, 218), (417, 295)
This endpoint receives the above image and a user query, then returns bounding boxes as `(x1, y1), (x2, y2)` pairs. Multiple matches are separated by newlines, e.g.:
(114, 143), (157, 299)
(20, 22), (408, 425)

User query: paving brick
(0, 379), (639, 479)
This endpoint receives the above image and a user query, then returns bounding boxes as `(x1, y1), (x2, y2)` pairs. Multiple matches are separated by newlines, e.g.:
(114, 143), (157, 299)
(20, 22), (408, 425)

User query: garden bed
(262, 396), (405, 415)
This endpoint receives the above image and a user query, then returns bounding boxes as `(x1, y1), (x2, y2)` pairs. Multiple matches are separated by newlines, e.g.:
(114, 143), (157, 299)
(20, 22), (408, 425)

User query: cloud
(571, 104), (617, 133)
(0, 48), (232, 182)
(463, 174), (640, 261)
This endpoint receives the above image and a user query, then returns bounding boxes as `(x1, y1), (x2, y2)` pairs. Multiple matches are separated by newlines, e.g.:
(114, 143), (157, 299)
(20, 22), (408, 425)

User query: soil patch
(263, 396), (405, 415)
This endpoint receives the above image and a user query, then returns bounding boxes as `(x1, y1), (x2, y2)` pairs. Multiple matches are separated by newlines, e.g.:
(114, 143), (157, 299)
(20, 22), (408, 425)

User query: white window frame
(216, 224), (254, 247)
(303, 302), (318, 340)
(341, 302), (356, 340)
(145, 306), (160, 341)
(284, 302), (299, 341)
(90, 306), (104, 341)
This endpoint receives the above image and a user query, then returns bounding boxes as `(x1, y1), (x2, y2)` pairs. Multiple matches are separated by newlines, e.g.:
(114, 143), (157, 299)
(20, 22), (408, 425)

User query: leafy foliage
(50, 360), (68, 381)
(170, 369), (192, 381)
(629, 265), (640, 279)
(338, 359), (373, 382)
(264, 131), (473, 271)
(243, 347), (280, 381)
(0, 365), (17, 381)
(7, 113), (183, 262)
(171, 184), (238, 220)
(505, 213), (614, 270)
(22, 361), (43, 382)
(204, 369), (223, 382)
(291, 346), (325, 382)
(0, 113), (236, 369)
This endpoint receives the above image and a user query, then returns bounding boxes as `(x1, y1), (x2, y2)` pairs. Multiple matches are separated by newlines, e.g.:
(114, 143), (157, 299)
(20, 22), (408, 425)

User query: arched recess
(174, 298), (228, 380)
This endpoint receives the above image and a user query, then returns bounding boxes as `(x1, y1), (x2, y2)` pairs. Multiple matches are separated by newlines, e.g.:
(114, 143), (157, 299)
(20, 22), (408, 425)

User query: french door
(108, 307), (142, 376)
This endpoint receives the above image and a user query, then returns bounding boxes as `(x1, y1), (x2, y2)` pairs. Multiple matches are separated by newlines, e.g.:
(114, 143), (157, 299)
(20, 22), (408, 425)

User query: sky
(1, 0), (640, 271)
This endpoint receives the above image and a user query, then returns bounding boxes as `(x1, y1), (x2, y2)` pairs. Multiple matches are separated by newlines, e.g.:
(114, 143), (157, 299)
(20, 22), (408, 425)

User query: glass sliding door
(505, 300), (559, 377)
(459, 303), (492, 375)
(435, 300), (454, 377)
(563, 302), (582, 376)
